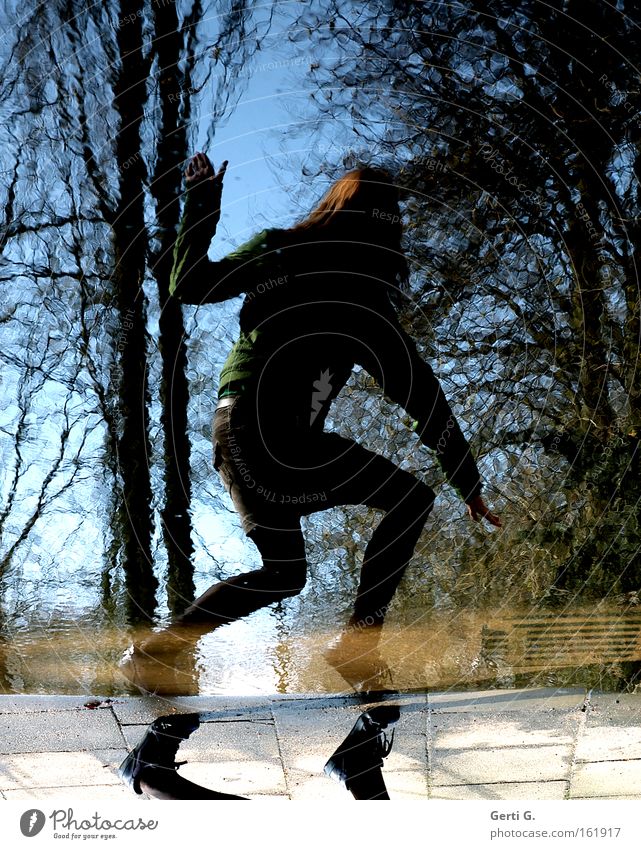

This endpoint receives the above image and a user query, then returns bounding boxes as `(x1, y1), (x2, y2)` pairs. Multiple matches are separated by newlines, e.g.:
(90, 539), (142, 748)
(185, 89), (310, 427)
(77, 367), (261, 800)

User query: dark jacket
(170, 184), (483, 502)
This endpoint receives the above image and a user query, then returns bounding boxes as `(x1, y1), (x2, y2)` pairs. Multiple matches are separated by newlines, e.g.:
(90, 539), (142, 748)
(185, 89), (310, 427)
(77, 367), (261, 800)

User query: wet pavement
(0, 687), (639, 800)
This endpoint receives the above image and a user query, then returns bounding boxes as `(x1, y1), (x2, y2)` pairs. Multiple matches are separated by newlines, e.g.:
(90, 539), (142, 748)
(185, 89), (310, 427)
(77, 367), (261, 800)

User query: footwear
(324, 630), (395, 695)
(324, 704), (400, 790)
(118, 642), (199, 697)
(118, 713), (201, 795)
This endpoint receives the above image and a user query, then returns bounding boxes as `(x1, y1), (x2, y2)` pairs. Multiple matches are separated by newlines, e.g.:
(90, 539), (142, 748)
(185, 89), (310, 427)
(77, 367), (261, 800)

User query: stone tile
(0, 696), (106, 714)
(0, 710), (125, 754)
(3, 784), (133, 800)
(429, 711), (579, 749)
(430, 713), (580, 749)
(109, 696), (179, 725)
(432, 746), (572, 786)
(570, 760), (641, 798)
(122, 718), (276, 759)
(271, 695), (363, 713)
(270, 693), (369, 705)
(121, 717), (286, 797)
(432, 781), (568, 800)
(371, 691), (429, 716)
(429, 688), (586, 713)
(180, 720), (280, 763)
(285, 761), (424, 801)
(273, 695), (426, 733)
(271, 692), (424, 711)
(429, 706), (577, 788)
(286, 773), (349, 800)
(274, 702), (368, 750)
(275, 704), (375, 799)
(576, 722), (641, 763)
(0, 749), (128, 791)
(587, 693), (641, 714)
(176, 696), (273, 720)
(177, 760), (286, 797)
(112, 696), (272, 726)
(385, 765), (428, 799)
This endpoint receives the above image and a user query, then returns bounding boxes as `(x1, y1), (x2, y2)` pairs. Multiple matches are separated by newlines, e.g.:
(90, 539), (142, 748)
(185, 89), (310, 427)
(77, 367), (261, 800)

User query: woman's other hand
(466, 495), (502, 527)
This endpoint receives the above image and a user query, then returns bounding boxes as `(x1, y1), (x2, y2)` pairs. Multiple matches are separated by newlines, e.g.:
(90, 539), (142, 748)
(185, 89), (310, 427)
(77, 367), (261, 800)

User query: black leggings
(178, 432), (435, 629)
(139, 768), (247, 800)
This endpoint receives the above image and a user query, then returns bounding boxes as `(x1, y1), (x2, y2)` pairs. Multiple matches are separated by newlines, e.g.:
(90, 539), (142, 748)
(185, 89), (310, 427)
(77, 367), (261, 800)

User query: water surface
(2, 604), (639, 696)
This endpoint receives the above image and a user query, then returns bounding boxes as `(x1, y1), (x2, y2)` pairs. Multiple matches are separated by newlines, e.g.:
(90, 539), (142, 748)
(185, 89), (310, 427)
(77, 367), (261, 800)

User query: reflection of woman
(168, 153), (499, 639)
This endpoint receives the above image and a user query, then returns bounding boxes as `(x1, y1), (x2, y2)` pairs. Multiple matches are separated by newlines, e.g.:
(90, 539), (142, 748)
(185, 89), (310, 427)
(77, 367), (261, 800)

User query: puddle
(1, 604), (639, 695)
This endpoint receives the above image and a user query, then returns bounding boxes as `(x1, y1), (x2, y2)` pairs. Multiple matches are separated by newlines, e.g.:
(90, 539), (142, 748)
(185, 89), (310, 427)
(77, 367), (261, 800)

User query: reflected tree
(0, 0), (265, 631)
(285, 0), (641, 600)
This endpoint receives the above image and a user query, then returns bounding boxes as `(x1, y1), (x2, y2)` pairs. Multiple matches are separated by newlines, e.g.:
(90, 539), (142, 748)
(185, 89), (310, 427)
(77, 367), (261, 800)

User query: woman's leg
(303, 433), (436, 630)
(177, 523), (308, 625)
(345, 770), (390, 800)
(139, 768), (248, 800)
(351, 479), (434, 627)
(124, 523), (307, 688)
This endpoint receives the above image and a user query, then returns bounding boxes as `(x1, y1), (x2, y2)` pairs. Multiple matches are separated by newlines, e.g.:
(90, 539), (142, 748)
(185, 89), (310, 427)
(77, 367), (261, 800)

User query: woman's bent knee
(394, 481), (435, 518)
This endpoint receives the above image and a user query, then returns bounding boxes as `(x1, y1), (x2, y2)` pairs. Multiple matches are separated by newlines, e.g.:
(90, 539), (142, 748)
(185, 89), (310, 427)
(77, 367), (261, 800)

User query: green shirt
(169, 186), (286, 396)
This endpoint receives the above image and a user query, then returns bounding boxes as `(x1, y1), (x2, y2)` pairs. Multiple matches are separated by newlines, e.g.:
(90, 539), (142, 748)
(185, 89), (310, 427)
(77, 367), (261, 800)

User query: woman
(126, 152), (500, 691)
(123, 153), (500, 689)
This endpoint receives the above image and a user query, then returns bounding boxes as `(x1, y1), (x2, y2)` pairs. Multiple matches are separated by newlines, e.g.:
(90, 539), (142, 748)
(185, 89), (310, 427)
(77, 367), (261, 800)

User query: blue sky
(191, 4), (341, 256)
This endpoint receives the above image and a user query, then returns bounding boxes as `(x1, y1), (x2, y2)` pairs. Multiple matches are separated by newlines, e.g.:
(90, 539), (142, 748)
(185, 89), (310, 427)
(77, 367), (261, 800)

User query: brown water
(2, 604), (640, 696)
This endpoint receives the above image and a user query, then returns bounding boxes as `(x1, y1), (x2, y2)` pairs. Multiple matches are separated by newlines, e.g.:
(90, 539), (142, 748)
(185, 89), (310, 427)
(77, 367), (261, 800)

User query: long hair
(288, 167), (409, 292)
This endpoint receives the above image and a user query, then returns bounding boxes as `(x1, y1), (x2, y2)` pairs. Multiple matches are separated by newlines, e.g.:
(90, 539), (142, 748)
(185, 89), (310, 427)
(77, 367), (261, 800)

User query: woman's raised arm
(168, 154), (272, 305)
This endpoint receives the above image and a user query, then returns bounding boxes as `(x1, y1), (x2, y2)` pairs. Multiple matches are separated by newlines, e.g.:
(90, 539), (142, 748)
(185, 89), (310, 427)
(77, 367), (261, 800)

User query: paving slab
(111, 695), (274, 725)
(570, 760), (641, 799)
(272, 695), (427, 800)
(271, 700), (362, 799)
(431, 744), (572, 786)
(576, 722), (641, 763)
(121, 717), (286, 798)
(177, 760), (286, 797)
(0, 695), (102, 714)
(0, 689), (639, 801)
(587, 693), (641, 714)
(429, 688), (586, 713)
(384, 764), (428, 799)
(121, 718), (278, 762)
(0, 709), (125, 754)
(430, 710), (580, 748)
(3, 784), (133, 800)
(432, 780), (568, 800)
(429, 710), (579, 787)
(0, 749), (128, 792)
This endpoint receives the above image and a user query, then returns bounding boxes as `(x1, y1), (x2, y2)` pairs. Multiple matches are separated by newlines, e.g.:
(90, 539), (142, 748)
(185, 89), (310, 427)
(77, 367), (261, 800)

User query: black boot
(118, 713), (200, 795)
(324, 705), (400, 799)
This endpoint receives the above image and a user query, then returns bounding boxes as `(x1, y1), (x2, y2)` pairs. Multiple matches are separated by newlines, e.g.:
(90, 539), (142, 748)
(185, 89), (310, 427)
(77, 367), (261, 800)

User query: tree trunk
(148, 0), (199, 615)
(111, 0), (157, 622)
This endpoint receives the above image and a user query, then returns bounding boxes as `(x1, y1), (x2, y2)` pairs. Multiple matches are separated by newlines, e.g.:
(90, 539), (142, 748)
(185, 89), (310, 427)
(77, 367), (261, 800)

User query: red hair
(288, 167), (408, 287)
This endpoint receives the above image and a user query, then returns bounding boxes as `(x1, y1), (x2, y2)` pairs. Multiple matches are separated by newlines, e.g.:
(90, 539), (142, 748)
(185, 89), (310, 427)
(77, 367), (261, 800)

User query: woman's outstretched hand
(466, 495), (502, 527)
(185, 152), (228, 191)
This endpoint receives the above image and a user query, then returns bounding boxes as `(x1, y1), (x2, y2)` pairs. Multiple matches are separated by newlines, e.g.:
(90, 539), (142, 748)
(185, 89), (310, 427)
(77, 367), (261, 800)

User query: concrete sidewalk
(0, 688), (639, 800)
